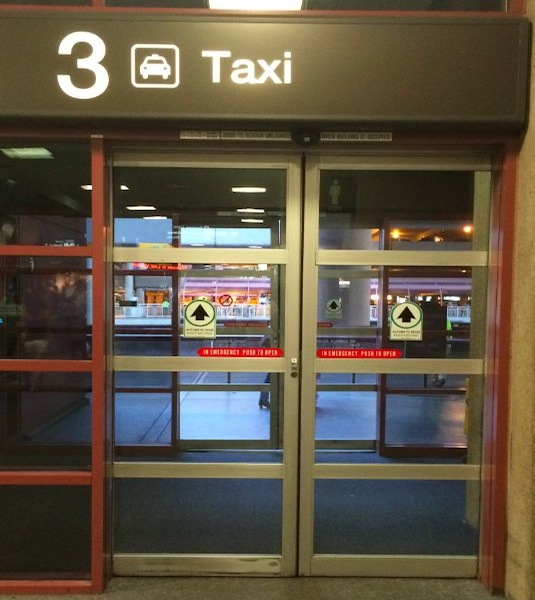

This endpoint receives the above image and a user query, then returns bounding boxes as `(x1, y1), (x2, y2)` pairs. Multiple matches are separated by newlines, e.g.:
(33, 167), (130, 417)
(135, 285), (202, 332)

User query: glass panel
(113, 166), (287, 249)
(0, 485), (91, 576)
(0, 142), (91, 246)
(114, 478), (282, 554)
(314, 479), (479, 555)
(315, 389), (376, 442)
(0, 256), (92, 359)
(114, 263), (279, 357)
(0, 372), (91, 469)
(317, 266), (485, 359)
(114, 371), (283, 448)
(319, 170), (489, 251)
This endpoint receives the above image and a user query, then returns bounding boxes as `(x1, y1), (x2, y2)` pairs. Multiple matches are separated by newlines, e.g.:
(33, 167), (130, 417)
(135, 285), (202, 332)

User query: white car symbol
(140, 54), (171, 80)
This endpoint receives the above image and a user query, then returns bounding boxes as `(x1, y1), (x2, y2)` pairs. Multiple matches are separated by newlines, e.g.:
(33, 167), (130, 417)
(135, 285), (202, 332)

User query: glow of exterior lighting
(463, 225), (473, 234)
(241, 218), (264, 223)
(232, 187), (267, 193)
(236, 208), (265, 213)
(126, 205), (156, 211)
(391, 229), (400, 239)
(210, 0), (302, 10)
(434, 236), (443, 242)
(387, 294), (393, 301)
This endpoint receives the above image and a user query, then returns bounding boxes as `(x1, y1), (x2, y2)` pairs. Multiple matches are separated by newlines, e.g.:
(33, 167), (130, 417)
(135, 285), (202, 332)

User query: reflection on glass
(113, 263), (279, 357)
(315, 390), (376, 441)
(314, 479), (479, 555)
(318, 170), (486, 251)
(0, 257), (92, 359)
(0, 372), (91, 469)
(317, 266), (479, 359)
(113, 166), (286, 248)
(0, 142), (91, 246)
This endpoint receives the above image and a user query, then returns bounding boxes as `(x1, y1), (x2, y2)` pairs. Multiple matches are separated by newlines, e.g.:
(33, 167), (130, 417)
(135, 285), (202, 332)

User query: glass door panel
(111, 153), (301, 576)
(300, 156), (490, 577)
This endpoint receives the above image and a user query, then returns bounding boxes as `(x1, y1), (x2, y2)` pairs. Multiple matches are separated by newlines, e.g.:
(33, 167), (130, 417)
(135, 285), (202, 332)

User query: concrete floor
(0, 577), (503, 600)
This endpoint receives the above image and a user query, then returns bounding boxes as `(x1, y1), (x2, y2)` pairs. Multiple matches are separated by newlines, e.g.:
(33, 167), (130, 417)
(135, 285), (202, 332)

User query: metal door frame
(111, 151), (302, 576)
(298, 154), (490, 577)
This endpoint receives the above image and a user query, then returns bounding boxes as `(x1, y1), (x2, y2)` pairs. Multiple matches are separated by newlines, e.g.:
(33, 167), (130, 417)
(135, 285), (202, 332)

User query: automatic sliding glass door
(109, 150), (492, 578)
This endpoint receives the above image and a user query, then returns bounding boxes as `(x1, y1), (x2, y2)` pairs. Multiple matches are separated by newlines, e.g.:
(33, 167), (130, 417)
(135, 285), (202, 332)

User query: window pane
(0, 485), (91, 577)
(114, 478), (282, 554)
(0, 257), (92, 359)
(319, 170), (490, 251)
(0, 372), (91, 469)
(113, 167), (287, 249)
(0, 142), (91, 246)
(314, 479), (479, 555)
(317, 266), (486, 359)
(114, 263), (280, 357)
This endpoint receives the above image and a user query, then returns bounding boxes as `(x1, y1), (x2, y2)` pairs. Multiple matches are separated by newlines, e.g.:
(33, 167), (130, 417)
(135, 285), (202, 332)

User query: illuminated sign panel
(0, 13), (529, 129)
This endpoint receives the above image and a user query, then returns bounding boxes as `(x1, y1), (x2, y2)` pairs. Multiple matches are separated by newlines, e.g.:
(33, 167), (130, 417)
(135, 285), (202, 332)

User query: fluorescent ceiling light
(81, 184), (129, 191)
(126, 205), (156, 211)
(1, 147), (53, 159)
(143, 216), (167, 220)
(210, 0), (302, 9)
(241, 218), (264, 224)
(232, 186), (267, 193)
(236, 208), (265, 214)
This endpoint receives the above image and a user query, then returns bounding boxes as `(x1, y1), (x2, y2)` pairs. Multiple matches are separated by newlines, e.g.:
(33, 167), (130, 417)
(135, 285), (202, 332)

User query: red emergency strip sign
(198, 347), (284, 357)
(317, 348), (402, 358)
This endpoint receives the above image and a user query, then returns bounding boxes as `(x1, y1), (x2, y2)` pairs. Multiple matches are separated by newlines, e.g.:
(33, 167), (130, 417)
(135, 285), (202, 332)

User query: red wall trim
(0, 359), (91, 371)
(90, 136), (107, 592)
(478, 145), (517, 591)
(0, 580), (95, 594)
(0, 472), (91, 485)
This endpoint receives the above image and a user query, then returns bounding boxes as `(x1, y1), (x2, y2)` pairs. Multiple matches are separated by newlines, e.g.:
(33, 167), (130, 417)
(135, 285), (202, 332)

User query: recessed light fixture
(236, 208), (265, 214)
(232, 187), (267, 193)
(126, 205), (156, 211)
(241, 218), (264, 224)
(1, 147), (53, 159)
(81, 184), (129, 191)
(210, 0), (302, 10)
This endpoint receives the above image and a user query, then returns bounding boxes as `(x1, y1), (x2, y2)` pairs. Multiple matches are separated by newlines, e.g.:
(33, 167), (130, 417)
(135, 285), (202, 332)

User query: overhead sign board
(389, 301), (423, 341)
(0, 12), (529, 129)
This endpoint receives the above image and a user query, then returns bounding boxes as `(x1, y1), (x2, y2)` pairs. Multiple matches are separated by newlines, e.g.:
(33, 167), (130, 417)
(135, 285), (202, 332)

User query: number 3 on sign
(57, 32), (109, 99)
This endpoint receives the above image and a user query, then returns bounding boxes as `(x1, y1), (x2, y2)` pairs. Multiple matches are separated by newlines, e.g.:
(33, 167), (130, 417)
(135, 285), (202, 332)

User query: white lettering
(202, 50), (232, 83)
(231, 59), (256, 84)
(201, 50), (292, 85)
(283, 51), (292, 84)
(57, 32), (109, 99)
(257, 59), (282, 84)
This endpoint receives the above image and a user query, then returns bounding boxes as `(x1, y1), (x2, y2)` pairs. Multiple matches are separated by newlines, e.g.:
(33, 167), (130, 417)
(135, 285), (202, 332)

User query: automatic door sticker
(131, 44), (180, 89)
(325, 298), (342, 319)
(184, 299), (216, 339)
(389, 301), (423, 341)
